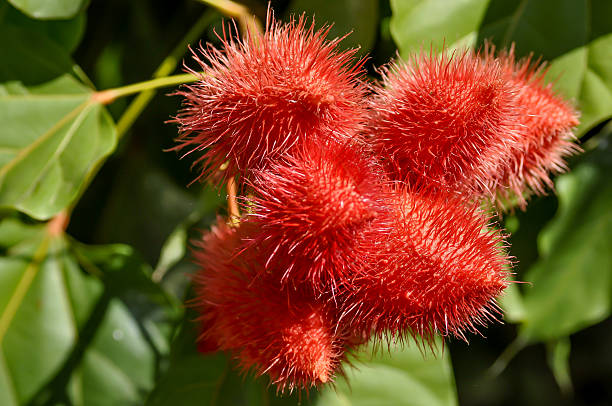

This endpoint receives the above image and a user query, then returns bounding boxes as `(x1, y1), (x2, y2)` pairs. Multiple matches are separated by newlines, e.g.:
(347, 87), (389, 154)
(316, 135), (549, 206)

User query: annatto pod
(192, 218), (349, 393)
(368, 48), (522, 195)
(172, 13), (368, 184)
(483, 45), (580, 208)
(245, 139), (387, 292)
(341, 187), (510, 343)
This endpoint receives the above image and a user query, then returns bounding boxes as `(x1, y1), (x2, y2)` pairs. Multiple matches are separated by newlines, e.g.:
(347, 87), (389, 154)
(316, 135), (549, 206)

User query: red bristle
(172, 13), (368, 185)
(369, 49), (522, 194)
(483, 45), (581, 208)
(244, 140), (387, 292)
(341, 187), (511, 343)
(192, 219), (348, 393)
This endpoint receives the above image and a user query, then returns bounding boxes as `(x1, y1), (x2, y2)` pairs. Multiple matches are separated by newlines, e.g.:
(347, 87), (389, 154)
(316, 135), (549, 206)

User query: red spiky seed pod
(341, 187), (510, 342)
(173, 13), (368, 184)
(245, 140), (386, 292)
(368, 49), (522, 194)
(484, 45), (580, 208)
(192, 218), (348, 393)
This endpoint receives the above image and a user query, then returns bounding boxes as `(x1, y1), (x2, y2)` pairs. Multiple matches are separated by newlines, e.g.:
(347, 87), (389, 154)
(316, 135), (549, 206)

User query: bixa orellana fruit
(192, 219), (351, 393)
(174, 10), (579, 394)
(172, 14), (368, 185)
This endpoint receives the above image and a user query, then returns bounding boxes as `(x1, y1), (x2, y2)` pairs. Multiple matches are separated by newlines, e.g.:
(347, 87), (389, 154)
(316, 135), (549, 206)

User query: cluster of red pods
(172, 14), (579, 393)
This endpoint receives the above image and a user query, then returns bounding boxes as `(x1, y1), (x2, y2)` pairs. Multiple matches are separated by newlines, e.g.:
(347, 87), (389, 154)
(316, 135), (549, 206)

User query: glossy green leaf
(317, 339), (457, 406)
(7, 0), (84, 19)
(145, 317), (230, 406)
(153, 225), (189, 283)
(390, 0), (612, 135)
(519, 136), (612, 341)
(73, 242), (181, 358)
(0, 216), (175, 405)
(0, 219), (101, 405)
(477, 0), (612, 134)
(61, 242), (175, 406)
(287, 0), (379, 53)
(67, 299), (157, 406)
(0, 24), (116, 220)
(390, 0), (490, 55)
(0, 0), (86, 53)
(146, 312), (305, 406)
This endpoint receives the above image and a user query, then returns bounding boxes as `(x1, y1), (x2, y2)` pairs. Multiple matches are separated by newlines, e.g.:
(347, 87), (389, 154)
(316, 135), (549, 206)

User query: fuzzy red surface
(341, 188), (510, 343)
(192, 219), (348, 393)
(484, 46), (580, 208)
(172, 14), (367, 184)
(244, 140), (387, 292)
(369, 49), (521, 194)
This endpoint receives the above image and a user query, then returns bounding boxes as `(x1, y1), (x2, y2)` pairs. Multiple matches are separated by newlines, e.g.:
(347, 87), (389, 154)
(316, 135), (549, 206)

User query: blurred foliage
(0, 0), (611, 405)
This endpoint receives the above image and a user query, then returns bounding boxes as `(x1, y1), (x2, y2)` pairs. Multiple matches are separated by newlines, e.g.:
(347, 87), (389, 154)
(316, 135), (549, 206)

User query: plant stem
(70, 71), (201, 220)
(227, 177), (241, 224)
(47, 211), (70, 236)
(196, 0), (262, 34)
(487, 336), (528, 377)
(115, 9), (219, 137)
(93, 73), (199, 106)
(53, 0), (261, 230)
(70, 73), (199, 220)
(196, 0), (248, 19)
(58, 11), (219, 226)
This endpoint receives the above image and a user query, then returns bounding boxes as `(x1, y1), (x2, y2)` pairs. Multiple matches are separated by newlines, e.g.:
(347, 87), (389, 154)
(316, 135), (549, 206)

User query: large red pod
(369, 49), (521, 195)
(245, 140), (388, 292)
(172, 14), (368, 185)
(341, 187), (511, 342)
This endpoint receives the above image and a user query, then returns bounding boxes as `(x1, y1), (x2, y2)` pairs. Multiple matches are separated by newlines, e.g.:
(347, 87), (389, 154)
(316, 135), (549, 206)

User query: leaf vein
(0, 235), (50, 344)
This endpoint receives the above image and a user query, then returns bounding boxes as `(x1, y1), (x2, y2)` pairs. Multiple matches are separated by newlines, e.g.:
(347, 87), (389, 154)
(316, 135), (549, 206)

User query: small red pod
(192, 219), (349, 393)
(484, 45), (580, 208)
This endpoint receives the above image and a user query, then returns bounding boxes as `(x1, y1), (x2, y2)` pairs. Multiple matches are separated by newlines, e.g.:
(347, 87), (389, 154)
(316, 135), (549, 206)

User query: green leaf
(0, 219), (102, 405)
(62, 243), (176, 406)
(74, 242), (172, 302)
(153, 225), (189, 285)
(146, 310), (306, 406)
(519, 136), (612, 341)
(7, 0), (84, 19)
(1, 0), (86, 53)
(390, 0), (490, 55)
(317, 339), (457, 406)
(73, 242), (181, 358)
(498, 283), (525, 324)
(286, 0), (379, 54)
(67, 299), (157, 406)
(389, 0), (612, 135)
(0, 216), (176, 405)
(477, 0), (612, 135)
(0, 24), (116, 220)
(145, 317), (229, 406)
